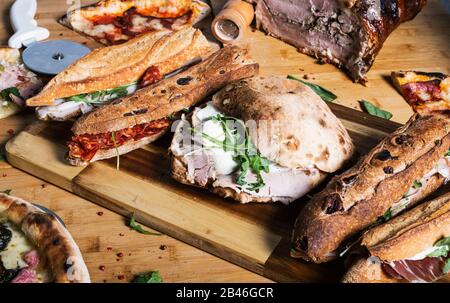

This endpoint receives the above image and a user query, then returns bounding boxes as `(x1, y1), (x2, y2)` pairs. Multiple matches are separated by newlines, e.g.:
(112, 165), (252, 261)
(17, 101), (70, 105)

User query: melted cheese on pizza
(0, 221), (32, 270)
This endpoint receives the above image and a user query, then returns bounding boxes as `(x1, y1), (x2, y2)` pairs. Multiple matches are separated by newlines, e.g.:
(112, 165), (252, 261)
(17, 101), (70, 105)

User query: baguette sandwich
(342, 192), (450, 283)
(66, 45), (259, 166)
(291, 112), (450, 263)
(169, 76), (354, 204)
(26, 27), (218, 121)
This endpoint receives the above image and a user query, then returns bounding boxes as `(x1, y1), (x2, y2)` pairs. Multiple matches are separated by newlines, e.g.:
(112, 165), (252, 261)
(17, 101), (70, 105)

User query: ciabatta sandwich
(292, 112), (450, 263)
(169, 76), (354, 204)
(27, 27), (218, 121)
(67, 46), (258, 166)
(342, 192), (450, 283)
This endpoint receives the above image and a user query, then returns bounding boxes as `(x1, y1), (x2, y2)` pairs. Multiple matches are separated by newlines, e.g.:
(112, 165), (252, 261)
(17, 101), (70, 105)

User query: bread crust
(27, 27), (217, 106)
(71, 45), (259, 135)
(363, 192), (450, 261)
(292, 113), (450, 263)
(341, 257), (399, 283)
(0, 194), (90, 283)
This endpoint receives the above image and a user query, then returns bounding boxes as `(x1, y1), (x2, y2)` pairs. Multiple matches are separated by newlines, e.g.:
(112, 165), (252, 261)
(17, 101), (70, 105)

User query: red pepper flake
(99, 265), (106, 271)
(117, 252), (124, 258)
(116, 258), (120, 262)
(117, 274), (125, 280)
(7, 129), (14, 135)
(159, 245), (167, 251)
(107, 247), (112, 251)
(119, 233), (124, 236)
(41, 183), (47, 188)
(303, 74), (309, 80)
(2, 174), (7, 177)
(97, 211), (104, 216)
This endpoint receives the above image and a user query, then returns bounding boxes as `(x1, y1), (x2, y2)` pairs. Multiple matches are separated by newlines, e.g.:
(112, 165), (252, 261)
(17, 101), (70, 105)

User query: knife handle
(8, 0), (49, 48)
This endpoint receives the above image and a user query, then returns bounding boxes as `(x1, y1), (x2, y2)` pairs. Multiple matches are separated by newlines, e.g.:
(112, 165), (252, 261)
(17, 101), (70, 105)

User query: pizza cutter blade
(22, 40), (91, 75)
(33, 204), (66, 227)
(7, 0), (90, 75)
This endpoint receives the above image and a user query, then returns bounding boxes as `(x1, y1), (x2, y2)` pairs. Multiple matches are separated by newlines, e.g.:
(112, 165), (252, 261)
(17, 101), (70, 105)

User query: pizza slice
(0, 194), (90, 283)
(391, 71), (450, 115)
(0, 48), (43, 119)
(60, 0), (211, 45)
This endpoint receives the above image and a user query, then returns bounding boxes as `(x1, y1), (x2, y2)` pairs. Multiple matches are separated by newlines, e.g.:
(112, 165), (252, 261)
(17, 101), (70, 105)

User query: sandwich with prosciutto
(26, 27), (218, 121)
(291, 111), (450, 263)
(169, 76), (354, 204)
(66, 46), (259, 166)
(342, 192), (450, 283)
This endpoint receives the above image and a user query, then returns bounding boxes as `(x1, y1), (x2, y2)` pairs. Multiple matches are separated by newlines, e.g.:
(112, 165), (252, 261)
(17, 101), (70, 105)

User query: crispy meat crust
(0, 194), (90, 283)
(292, 112), (450, 263)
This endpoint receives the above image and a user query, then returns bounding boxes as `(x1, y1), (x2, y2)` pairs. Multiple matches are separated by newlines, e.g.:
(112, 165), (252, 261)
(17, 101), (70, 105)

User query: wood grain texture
(0, 0), (449, 283)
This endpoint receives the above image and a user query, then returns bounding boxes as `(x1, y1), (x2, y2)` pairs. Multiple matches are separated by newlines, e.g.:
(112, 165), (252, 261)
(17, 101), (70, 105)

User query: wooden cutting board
(2, 0), (449, 282)
(6, 105), (403, 282)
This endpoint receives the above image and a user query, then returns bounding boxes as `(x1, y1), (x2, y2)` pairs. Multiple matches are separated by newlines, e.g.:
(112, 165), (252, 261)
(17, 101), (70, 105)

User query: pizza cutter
(7, 0), (91, 75)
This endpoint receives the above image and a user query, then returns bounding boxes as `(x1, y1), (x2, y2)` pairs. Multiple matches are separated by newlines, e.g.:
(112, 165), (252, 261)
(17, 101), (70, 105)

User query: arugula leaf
(435, 236), (450, 247)
(1, 189), (11, 195)
(0, 87), (20, 102)
(359, 100), (393, 120)
(134, 271), (163, 283)
(445, 149), (450, 157)
(68, 82), (136, 104)
(427, 236), (450, 259)
(413, 180), (422, 189)
(444, 259), (450, 274)
(129, 213), (162, 236)
(199, 115), (270, 191)
(111, 131), (120, 170)
(287, 75), (337, 102)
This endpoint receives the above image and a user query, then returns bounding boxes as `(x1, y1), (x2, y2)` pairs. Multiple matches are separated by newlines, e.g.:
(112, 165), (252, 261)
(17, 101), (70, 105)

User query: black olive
(0, 225), (12, 251)
(176, 76), (193, 85)
(0, 264), (19, 283)
(375, 150), (393, 161)
(323, 193), (344, 214)
(383, 166), (394, 174)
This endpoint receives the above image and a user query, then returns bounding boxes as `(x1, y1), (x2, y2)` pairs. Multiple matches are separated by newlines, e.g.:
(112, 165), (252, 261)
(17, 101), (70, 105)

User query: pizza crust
(0, 194), (90, 283)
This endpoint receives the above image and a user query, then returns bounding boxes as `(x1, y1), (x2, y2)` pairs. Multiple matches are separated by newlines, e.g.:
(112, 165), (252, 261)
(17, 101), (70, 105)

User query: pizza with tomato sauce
(60, 0), (211, 45)
(392, 71), (450, 115)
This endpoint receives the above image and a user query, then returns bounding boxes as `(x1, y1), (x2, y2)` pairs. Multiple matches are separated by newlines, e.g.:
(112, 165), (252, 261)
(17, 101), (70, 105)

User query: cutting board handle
(8, 0), (49, 48)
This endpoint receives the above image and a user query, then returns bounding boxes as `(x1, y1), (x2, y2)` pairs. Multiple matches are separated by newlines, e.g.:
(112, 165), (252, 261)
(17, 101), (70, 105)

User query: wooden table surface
(0, 0), (448, 283)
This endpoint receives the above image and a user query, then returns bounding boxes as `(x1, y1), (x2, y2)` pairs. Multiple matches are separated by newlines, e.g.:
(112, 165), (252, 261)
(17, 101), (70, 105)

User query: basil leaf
(129, 213), (162, 236)
(287, 75), (337, 102)
(134, 271), (163, 283)
(435, 236), (450, 247)
(0, 87), (20, 102)
(413, 180), (422, 189)
(427, 246), (448, 258)
(1, 189), (11, 195)
(359, 100), (393, 120)
(444, 259), (450, 274)
(111, 131), (120, 170)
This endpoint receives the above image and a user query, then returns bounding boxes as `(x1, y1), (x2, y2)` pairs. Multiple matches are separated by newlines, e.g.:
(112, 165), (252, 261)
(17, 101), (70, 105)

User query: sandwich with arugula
(169, 76), (354, 204)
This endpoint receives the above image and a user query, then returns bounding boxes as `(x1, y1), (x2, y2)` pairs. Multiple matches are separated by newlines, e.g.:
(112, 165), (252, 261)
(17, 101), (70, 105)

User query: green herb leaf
(445, 149), (450, 157)
(427, 246), (448, 258)
(444, 259), (450, 274)
(0, 87), (20, 102)
(359, 100), (393, 120)
(68, 82), (136, 104)
(413, 180), (422, 189)
(111, 131), (120, 170)
(133, 271), (163, 283)
(287, 75), (337, 102)
(0, 64), (4, 72)
(129, 213), (162, 236)
(1, 189), (11, 195)
(434, 236), (450, 247)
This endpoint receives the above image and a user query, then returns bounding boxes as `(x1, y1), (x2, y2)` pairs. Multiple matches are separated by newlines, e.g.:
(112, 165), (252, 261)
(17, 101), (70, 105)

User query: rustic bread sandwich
(67, 46), (258, 166)
(27, 27), (218, 121)
(0, 48), (43, 119)
(0, 194), (90, 283)
(247, 0), (427, 83)
(292, 111), (450, 263)
(342, 192), (450, 283)
(169, 76), (354, 204)
(60, 0), (211, 45)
